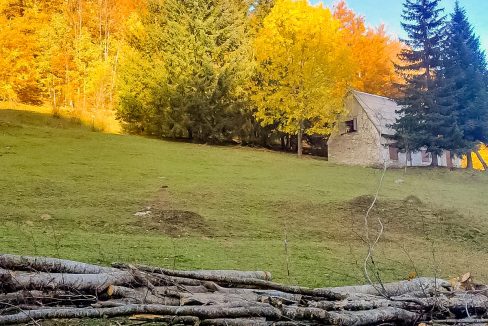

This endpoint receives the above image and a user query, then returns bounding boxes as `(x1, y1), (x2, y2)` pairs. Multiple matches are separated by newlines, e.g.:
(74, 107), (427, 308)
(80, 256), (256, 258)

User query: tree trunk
(109, 47), (120, 110)
(466, 151), (473, 169)
(430, 153), (438, 167)
(404, 144), (409, 173)
(297, 121), (304, 158)
(474, 150), (488, 171)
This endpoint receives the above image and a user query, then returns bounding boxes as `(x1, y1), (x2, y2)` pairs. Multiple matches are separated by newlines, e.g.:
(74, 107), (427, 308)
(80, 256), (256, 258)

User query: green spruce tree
(393, 0), (446, 166)
(118, 0), (253, 143)
(117, 1), (171, 136)
(435, 1), (488, 169)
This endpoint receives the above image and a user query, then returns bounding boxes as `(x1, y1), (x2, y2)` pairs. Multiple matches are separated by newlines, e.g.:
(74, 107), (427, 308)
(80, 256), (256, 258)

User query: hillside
(1, 109), (488, 287)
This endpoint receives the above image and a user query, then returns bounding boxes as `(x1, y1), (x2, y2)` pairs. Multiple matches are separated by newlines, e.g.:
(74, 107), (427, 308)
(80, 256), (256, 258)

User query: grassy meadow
(1, 108), (488, 287)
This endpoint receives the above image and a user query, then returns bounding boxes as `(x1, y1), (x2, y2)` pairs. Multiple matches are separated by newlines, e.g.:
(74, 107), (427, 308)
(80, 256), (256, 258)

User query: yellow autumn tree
(463, 144), (488, 171)
(333, 0), (403, 98)
(0, 0), (46, 104)
(253, 0), (354, 156)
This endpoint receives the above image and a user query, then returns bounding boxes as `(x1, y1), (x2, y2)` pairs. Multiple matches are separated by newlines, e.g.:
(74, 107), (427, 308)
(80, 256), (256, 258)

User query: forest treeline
(0, 0), (402, 153)
(0, 0), (487, 162)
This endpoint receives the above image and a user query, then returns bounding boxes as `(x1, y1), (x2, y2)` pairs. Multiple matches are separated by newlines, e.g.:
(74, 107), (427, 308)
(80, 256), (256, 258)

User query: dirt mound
(133, 188), (212, 237)
(403, 195), (423, 205)
(344, 195), (425, 215)
(338, 195), (486, 247)
(348, 195), (375, 206)
(147, 209), (210, 237)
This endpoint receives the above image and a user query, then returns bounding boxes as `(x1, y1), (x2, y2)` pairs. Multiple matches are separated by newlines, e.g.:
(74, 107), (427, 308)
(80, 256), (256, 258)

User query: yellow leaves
(252, 0), (354, 136)
(126, 12), (146, 41)
(406, 271), (417, 281)
(462, 144), (488, 171)
(252, 0), (402, 139)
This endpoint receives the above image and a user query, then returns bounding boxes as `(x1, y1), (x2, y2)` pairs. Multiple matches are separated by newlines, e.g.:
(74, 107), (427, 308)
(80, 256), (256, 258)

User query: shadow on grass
(0, 109), (92, 131)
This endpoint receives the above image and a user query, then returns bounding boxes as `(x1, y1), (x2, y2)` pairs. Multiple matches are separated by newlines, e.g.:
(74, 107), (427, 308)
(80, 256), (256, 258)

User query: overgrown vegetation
(1, 109), (487, 287)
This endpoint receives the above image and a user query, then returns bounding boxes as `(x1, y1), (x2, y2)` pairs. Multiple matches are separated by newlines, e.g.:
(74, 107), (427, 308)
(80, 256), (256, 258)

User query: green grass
(1, 108), (488, 287)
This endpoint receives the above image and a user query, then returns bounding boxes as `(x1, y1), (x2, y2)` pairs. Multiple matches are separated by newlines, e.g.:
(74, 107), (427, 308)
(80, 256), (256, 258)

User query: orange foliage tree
(0, 0), (145, 129)
(333, 0), (403, 98)
(0, 0), (49, 103)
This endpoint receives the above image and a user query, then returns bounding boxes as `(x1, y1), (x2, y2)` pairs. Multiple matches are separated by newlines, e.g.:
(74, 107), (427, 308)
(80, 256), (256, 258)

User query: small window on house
(389, 145), (399, 161)
(344, 118), (358, 133)
(421, 150), (431, 163)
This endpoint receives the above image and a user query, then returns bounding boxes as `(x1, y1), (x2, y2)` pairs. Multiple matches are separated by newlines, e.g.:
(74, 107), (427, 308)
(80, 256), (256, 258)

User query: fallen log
(432, 319), (488, 325)
(109, 286), (180, 305)
(0, 304), (282, 325)
(328, 307), (420, 325)
(430, 293), (488, 318)
(206, 283), (303, 302)
(179, 291), (260, 306)
(139, 272), (204, 287)
(129, 314), (200, 324)
(0, 254), (116, 274)
(114, 263), (272, 281)
(200, 318), (268, 325)
(118, 265), (344, 300)
(308, 296), (422, 311)
(157, 273), (345, 300)
(5, 271), (135, 292)
(0, 268), (11, 283)
(0, 290), (97, 306)
(281, 306), (420, 325)
(328, 277), (450, 297)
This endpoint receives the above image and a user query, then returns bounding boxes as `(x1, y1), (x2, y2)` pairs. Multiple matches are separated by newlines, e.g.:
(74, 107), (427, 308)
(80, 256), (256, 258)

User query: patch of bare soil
(148, 210), (210, 237)
(132, 188), (212, 237)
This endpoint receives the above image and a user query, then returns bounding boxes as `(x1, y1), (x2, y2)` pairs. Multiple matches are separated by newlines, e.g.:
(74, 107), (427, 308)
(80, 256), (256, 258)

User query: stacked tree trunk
(0, 254), (487, 325)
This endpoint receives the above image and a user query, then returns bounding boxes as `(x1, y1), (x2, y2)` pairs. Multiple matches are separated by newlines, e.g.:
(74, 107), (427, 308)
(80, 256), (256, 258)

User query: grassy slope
(1, 109), (488, 287)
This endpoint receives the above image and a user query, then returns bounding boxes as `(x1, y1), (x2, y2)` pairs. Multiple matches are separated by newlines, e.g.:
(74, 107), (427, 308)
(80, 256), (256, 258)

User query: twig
(283, 221), (290, 283)
(363, 161), (388, 297)
(0, 301), (41, 326)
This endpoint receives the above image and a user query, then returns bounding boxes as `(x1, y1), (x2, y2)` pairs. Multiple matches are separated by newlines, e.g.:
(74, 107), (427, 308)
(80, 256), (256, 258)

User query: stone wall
(328, 95), (383, 166)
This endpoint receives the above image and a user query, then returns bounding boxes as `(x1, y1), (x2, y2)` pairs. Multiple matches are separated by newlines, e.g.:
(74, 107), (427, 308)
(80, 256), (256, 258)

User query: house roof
(351, 90), (400, 136)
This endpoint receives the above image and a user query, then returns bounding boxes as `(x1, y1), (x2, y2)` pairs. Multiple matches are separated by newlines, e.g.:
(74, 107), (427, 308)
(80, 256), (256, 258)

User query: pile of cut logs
(0, 254), (487, 325)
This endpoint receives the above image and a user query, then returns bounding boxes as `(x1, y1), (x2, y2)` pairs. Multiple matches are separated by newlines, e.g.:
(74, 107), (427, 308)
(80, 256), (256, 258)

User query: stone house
(327, 90), (461, 168)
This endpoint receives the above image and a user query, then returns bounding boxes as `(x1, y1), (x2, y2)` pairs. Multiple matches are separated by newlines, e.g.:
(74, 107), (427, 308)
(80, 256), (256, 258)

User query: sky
(312, 0), (488, 54)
